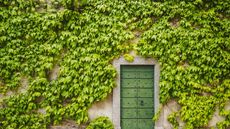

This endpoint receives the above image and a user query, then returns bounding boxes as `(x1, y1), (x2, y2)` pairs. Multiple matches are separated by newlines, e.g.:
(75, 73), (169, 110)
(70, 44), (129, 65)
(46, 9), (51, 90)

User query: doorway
(112, 56), (160, 129)
(120, 65), (154, 129)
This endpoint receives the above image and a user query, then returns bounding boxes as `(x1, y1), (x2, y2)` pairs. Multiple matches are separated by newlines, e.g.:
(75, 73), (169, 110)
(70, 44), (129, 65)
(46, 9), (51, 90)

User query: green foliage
(179, 96), (216, 128)
(152, 104), (162, 122)
(61, 0), (88, 10)
(0, 0), (229, 128)
(124, 54), (134, 62)
(86, 116), (114, 129)
(168, 112), (179, 129)
(135, 1), (230, 128)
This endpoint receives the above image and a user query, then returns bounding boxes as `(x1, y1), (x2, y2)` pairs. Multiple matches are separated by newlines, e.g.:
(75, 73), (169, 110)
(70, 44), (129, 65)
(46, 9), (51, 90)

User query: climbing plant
(86, 116), (114, 129)
(136, 1), (230, 128)
(0, 0), (229, 129)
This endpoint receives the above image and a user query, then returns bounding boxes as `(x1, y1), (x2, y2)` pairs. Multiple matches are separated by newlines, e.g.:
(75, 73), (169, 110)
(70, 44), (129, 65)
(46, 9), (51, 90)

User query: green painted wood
(121, 109), (138, 118)
(138, 98), (154, 108)
(121, 79), (139, 88)
(121, 65), (154, 72)
(121, 98), (138, 108)
(121, 79), (154, 88)
(121, 119), (137, 129)
(121, 72), (139, 78)
(138, 119), (154, 129)
(139, 71), (154, 78)
(138, 89), (153, 97)
(121, 71), (154, 79)
(121, 88), (137, 97)
(121, 119), (154, 129)
(138, 109), (154, 119)
(121, 65), (154, 129)
(139, 79), (154, 88)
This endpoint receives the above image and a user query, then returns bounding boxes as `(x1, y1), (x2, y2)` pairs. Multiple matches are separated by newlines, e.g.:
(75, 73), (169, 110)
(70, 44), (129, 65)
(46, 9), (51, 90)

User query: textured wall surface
(155, 100), (184, 129)
(88, 94), (113, 121)
(50, 120), (86, 129)
(155, 100), (230, 129)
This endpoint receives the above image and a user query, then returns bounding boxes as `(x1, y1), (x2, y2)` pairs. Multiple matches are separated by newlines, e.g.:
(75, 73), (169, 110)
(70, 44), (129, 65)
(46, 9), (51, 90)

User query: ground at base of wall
(50, 126), (86, 129)
(50, 120), (87, 129)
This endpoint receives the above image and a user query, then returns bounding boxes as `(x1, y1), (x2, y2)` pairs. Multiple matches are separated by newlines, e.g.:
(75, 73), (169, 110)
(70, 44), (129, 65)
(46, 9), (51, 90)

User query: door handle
(140, 100), (144, 106)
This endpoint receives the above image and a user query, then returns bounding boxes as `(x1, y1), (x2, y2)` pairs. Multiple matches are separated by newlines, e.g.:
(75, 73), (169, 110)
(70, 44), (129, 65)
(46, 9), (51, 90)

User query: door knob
(140, 100), (144, 106)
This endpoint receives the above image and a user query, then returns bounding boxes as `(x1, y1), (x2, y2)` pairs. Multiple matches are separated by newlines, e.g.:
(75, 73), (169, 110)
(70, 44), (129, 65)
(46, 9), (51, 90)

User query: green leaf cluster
(86, 116), (114, 129)
(124, 54), (134, 62)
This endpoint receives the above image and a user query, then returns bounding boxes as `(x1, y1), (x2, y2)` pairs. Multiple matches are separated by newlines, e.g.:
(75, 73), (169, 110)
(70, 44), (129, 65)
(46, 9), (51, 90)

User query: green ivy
(86, 116), (114, 129)
(124, 54), (134, 62)
(0, 0), (229, 128)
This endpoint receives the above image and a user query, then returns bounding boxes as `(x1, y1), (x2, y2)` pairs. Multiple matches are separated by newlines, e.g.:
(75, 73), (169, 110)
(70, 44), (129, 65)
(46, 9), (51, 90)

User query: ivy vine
(86, 116), (114, 129)
(0, 0), (229, 129)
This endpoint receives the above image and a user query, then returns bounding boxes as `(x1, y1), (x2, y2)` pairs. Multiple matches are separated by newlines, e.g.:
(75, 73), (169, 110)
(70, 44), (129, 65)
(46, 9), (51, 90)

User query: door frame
(112, 55), (160, 129)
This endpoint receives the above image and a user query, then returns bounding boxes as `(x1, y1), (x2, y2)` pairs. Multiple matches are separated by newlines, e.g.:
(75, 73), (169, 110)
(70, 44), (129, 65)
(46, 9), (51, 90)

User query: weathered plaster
(208, 108), (225, 127)
(225, 101), (230, 110)
(49, 64), (60, 81)
(19, 77), (29, 94)
(88, 94), (113, 121)
(156, 100), (184, 129)
(50, 120), (86, 129)
(0, 77), (29, 103)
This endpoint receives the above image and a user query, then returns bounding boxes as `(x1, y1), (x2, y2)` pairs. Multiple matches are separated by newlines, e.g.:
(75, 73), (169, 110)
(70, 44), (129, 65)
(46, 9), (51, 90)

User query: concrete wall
(88, 94), (113, 121)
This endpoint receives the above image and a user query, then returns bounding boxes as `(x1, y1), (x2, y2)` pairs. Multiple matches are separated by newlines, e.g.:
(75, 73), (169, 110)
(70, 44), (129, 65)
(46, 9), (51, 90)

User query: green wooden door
(121, 65), (154, 129)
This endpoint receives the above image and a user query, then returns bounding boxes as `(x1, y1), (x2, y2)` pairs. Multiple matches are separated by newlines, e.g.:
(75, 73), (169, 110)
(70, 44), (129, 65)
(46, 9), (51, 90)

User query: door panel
(121, 71), (139, 78)
(121, 79), (138, 88)
(121, 65), (154, 129)
(121, 119), (138, 129)
(121, 98), (138, 108)
(138, 109), (154, 119)
(138, 89), (154, 97)
(138, 98), (154, 108)
(139, 79), (154, 88)
(121, 109), (138, 118)
(139, 71), (154, 78)
(121, 88), (137, 97)
(138, 119), (154, 129)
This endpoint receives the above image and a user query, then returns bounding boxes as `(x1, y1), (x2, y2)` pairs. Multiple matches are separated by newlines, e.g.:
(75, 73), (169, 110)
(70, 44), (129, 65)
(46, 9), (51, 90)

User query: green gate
(121, 65), (154, 129)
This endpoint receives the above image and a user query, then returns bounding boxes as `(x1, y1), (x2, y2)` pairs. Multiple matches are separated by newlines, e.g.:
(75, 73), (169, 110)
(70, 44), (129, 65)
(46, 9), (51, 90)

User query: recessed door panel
(121, 88), (137, 97)
(138, 98), (154, 108)
(139, 79), (154, 88)
(138, 89), (154, 97)
(121, 108), (138, 118)
(138, 119), (154, 129)
(121, 79), (138, 88)
(121, 71), (139, 78)
(121, 119), (138, 129)
(121, 98), (138, 108)
(138, 109), (154, 119)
